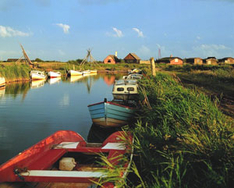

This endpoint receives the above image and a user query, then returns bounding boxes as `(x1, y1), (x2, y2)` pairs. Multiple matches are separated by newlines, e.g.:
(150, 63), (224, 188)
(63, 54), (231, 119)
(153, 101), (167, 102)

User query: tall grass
(130, 73), (234, 188)
(0, 64), (30, 81)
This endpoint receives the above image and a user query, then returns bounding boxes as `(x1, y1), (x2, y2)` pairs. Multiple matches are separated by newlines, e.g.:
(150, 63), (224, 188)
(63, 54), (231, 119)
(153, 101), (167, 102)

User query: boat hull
(0, 77), (6, 87)
(30, 71), (46, 80)
(48, 71), (61, 78)
(112, 93), (138, 101)
(68, 70), (83, 76)
(0, 130), (133, 185)
(88, 101), (135, 127)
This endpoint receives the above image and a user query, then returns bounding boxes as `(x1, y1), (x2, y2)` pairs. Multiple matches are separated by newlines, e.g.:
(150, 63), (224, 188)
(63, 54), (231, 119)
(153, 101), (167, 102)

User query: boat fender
(59, 157), (76, 171)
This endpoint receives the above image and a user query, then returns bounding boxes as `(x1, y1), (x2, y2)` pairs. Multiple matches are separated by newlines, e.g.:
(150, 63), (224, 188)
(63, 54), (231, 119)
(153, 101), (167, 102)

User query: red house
(124, 53), (141, 64)
(156, 57), (183, 65)
(103, 55), (119, 64)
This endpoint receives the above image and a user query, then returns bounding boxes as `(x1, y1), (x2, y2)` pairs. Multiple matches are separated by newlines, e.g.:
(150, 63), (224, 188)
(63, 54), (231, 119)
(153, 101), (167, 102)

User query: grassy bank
(99, 72), (234, 187)
(129, 73), (234, 188)
(0, 64), (30, 82)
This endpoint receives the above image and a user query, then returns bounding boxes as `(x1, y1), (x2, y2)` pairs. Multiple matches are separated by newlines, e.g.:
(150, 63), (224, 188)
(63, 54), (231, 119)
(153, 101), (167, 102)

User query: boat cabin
(112, 80), (138, 101)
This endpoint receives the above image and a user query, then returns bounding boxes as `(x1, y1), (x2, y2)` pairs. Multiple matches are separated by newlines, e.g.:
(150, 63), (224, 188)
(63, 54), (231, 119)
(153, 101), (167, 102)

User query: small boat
(112, 79), (139, 101)
(68, 70), (83, 76)
(128, 68), (142, 74)
(30, 70), (46, 80)
(88, 99), (136, 127)
(0, 77), (6, 87)
(48, 71), (61, 78)
(123, 73), (143, 80)
(0, 130), (133, 187)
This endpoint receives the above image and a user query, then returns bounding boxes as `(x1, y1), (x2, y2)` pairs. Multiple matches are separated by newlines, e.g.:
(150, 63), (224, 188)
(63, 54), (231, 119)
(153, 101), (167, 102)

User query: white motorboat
(68, 70), (83, 76)
(48, 71), (61, 78)
(0, 77), (6, 87)
(30, 70), (46, 80)
(123, 73), (143, 80)
(112, 79), (139, 101)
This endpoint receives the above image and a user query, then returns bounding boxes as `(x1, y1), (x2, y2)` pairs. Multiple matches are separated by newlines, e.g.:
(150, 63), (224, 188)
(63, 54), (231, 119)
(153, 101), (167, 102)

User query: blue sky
(0, 0), (233, 61)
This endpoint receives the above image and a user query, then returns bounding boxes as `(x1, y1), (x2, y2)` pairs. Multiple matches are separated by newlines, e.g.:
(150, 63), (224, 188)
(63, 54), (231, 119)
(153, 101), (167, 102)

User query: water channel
(0, 73), (123, 164)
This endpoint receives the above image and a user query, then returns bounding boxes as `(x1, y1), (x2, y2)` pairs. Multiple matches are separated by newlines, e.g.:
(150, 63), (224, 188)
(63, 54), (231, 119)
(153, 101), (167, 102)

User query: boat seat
(101, 143), (126, 150)
(54, 142), (80, 149)
(20, 170), (105, 178)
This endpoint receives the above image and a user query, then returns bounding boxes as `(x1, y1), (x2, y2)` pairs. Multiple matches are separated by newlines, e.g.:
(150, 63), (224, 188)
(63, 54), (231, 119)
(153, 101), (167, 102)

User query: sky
(0, 0), (234, 61)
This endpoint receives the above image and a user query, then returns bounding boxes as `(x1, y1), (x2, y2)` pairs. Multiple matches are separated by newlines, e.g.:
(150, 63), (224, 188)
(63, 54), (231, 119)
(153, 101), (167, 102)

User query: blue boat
(88, 100), (136, 127)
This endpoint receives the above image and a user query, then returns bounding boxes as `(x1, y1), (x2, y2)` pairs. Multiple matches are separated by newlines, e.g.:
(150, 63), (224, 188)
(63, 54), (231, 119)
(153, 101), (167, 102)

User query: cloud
(0, 25), (31, 37)
(56, 23), (70, 34)
(108, 27), (123, 38)
(132, 28), (144, 37)
(192, 44), (231, 58)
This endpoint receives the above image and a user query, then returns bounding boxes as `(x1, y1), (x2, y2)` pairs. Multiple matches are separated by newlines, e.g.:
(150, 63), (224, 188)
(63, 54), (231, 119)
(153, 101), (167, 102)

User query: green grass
(0, 64), (30, 81)
(129, 73), (234, 188)
(98, 72), (234, 188)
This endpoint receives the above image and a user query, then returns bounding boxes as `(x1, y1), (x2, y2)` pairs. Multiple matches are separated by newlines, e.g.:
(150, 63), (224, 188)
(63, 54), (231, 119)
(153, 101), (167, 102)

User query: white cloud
(192, 44), (231, 58)
(58, 50), (65, 56)
(132, 28), (144, 37)
(0, 25), (31, 37)
(112, 27), (123, 37)
(56, 23), (70, 34)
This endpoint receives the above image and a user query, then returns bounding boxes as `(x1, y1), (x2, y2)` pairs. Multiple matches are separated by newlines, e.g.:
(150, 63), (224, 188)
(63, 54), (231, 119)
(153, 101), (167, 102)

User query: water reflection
(0, 74), (124, 164)
(0, 87), (5, 98)
(48, 77), (61, 85)
(31, 79), (46, 89)
(87, 123), (122, 143)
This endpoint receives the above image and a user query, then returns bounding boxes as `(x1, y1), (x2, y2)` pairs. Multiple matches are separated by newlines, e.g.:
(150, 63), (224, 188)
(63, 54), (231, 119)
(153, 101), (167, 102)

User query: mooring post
(150, 57), (156, 76)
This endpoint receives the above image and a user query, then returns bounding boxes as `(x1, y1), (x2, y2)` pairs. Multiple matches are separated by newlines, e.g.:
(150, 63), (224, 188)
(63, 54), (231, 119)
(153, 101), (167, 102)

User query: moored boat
(48, 71), (61, 78)
(0, 130), (133, 187)
(68, 70), (83, 76)
(112, 79), (139, 101)
(88, 99), (136, 127)
(30, 70), (46, 80)
(0, 77), (6, 87)
(123, 73), (143, 80)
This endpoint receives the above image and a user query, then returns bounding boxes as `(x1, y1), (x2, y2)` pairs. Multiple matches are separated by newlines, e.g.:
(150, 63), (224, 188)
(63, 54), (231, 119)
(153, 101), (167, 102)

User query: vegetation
(98, 72), (234, 188)
(130, 73), (234, 188)
(0, 64), (30, 81)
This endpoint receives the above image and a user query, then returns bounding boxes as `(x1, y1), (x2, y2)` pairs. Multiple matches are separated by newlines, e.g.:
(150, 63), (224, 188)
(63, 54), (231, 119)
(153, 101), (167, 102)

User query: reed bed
(0, 64), (30, 81)
(98, 72), (233, 187)
(130, 73), (234, 188)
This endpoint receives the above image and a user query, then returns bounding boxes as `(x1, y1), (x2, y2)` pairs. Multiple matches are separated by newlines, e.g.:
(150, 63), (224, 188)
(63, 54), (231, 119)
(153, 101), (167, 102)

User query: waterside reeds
(98, 72), (234, 187)
(130, 73), (234, 188)
(0, 64), (30, 82)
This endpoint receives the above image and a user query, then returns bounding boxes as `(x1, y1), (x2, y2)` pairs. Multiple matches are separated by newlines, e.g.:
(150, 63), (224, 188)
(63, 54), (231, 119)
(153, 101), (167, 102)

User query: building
(205, 57), (218, 65)
(185, 57), (203, 65)
(156, 57), (183, 65)
(103, 55), (120, 64)
(218, 57), (234, 65)
(124, 53), (141, 64)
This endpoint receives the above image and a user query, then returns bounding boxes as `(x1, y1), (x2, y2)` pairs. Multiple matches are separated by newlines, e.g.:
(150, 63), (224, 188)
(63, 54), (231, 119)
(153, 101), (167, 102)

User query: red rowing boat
(0, 130), (133, 187)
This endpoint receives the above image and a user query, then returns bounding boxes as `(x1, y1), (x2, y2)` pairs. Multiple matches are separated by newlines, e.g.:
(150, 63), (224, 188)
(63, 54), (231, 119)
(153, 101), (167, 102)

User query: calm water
(0, 74), (122, 164)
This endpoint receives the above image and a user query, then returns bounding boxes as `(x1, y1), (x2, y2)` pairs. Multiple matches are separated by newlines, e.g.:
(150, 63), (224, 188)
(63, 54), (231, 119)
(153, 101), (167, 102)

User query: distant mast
(158, 48), (161, 59)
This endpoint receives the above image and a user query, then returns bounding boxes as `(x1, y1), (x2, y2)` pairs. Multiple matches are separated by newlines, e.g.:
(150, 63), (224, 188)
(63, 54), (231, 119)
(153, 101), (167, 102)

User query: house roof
(156, 57), (183, 63)
(124, 53), (141, 60)
(105, 55), (119, 61)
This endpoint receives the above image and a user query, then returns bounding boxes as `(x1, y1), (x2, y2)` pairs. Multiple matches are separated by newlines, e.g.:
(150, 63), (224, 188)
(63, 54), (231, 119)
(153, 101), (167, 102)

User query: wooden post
(150, 57), (156, 76)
